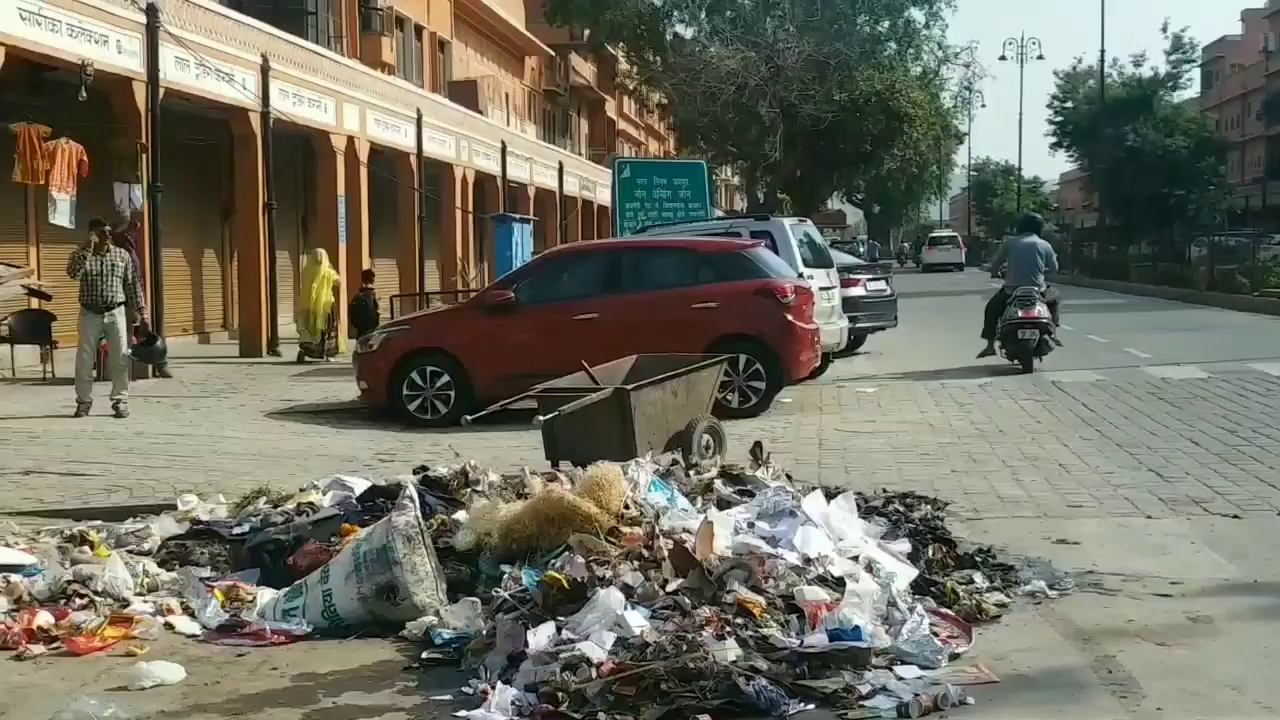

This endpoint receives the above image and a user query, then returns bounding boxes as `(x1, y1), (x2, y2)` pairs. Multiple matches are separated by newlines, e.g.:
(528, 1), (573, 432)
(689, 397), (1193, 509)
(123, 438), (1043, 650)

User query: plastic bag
(93, 553), (136, 602)
(50, 697), (134, 720)
(126, 660), (187, 690)
(566, 586), (626, 638)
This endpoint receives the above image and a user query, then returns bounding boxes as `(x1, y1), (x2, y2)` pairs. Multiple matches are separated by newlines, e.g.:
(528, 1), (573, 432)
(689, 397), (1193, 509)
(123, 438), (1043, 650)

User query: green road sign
(612, 157), (713, 236)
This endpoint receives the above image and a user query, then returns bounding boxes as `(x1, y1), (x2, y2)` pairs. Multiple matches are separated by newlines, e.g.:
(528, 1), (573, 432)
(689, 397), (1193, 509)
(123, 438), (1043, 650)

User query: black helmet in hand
(130, 331), (168, 365)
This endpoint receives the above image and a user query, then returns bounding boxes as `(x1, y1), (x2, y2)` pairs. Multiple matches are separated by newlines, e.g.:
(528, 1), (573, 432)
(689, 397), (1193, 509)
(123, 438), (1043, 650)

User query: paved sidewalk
(3, 345), (1280, 520)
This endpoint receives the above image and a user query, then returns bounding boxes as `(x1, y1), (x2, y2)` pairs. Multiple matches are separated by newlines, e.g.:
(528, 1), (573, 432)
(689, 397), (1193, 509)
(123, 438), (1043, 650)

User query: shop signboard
(5, 0), (143, 73)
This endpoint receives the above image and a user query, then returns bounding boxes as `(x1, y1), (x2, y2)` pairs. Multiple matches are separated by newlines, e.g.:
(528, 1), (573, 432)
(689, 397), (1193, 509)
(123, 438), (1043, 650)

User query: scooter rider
(977, 212), (1062, 359)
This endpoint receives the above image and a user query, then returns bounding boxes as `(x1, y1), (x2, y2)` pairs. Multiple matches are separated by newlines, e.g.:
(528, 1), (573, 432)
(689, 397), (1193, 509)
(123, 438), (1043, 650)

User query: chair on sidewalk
(0, 308), (59, 380)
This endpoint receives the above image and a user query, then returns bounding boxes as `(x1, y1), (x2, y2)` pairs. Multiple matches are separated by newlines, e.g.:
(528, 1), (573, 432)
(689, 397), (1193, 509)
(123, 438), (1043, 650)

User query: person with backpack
(350, 268), (381, 339)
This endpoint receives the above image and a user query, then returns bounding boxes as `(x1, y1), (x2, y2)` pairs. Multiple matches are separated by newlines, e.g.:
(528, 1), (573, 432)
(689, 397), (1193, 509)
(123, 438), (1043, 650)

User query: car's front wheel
(390, 351), (472, 427)
(710, 339), (781, 419)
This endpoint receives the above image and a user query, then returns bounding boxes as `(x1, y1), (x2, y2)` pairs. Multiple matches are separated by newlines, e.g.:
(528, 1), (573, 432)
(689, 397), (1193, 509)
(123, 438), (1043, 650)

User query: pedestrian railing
(390, 290), (481, 319)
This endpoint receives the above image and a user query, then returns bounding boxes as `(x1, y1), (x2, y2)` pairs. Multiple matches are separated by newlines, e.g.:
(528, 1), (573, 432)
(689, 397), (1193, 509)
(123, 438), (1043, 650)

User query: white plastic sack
(258, 481), (448, 632)
(126, 660), (187, 690)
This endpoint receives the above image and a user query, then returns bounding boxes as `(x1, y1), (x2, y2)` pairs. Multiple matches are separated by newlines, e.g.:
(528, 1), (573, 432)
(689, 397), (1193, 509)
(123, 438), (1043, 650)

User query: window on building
(410, 24), (424, 87)
(239, 0), (343, 54)
(358, 0), (390, 34)
(435, 37), (452, 94)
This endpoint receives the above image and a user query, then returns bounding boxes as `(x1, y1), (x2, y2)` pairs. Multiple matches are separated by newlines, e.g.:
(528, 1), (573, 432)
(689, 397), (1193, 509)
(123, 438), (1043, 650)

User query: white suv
(921, 230), (967, 272)
(627, 216), (848, 374)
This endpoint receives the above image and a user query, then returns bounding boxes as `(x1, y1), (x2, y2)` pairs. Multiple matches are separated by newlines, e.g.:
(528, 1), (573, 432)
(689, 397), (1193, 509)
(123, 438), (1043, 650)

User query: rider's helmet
(1015, 212), (1046, 237)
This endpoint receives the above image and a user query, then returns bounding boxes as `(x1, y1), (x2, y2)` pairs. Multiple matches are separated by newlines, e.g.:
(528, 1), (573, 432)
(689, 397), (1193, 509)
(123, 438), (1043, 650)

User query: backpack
(350, 288), (380, 333)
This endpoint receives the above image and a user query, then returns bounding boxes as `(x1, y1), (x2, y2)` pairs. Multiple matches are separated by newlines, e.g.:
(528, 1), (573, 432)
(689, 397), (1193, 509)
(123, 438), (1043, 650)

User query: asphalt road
(827, 266), (1280, 382)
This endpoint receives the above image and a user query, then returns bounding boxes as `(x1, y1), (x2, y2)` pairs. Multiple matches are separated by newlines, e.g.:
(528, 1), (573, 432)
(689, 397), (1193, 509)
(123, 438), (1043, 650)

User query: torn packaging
(258, 482), (449, 633)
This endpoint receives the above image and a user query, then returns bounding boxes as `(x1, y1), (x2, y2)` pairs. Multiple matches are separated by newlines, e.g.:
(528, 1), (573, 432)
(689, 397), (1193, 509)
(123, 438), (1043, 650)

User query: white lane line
(1123, 347), (1153, 359)
(1086, 334), (1109, 343)
(1247, 362), (1280, 376)
(1057, 323), (1074, 331)
(1142, 365), (1211, 380)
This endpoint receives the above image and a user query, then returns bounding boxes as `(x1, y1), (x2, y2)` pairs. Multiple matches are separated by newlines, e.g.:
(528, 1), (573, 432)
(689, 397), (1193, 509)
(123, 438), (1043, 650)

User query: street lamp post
(999, 33), (1045, 213)
(959, 85), (985, 242)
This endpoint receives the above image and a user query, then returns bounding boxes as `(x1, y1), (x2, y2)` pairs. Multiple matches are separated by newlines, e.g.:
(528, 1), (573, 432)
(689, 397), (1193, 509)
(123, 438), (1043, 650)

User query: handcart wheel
(681, 414), (727, 466)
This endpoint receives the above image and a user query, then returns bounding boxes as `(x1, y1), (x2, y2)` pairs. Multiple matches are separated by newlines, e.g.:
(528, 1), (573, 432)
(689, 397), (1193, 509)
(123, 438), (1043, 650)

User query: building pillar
(597, 204), (611, 239)
(344, 137), (371, 304)
(228, 110), (268, 357)
(394, 154), (419, 298)
(461, 169), (476, 287)
(579, 200), (596, 241)
(564, 196), (581, 243)
(515, 184), (534, 216)
(439, 164), (462, 291)
(311, 133), (349, 337)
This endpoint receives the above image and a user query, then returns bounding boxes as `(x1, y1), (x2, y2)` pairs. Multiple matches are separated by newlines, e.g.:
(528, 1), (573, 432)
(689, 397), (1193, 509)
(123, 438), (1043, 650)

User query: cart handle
(460, 387), (543, 425)
(532, 387), (615, 426)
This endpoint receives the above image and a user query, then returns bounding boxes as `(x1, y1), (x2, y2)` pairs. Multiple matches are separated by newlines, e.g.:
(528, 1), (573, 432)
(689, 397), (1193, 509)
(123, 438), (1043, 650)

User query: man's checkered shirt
(66, 245), (147, 317)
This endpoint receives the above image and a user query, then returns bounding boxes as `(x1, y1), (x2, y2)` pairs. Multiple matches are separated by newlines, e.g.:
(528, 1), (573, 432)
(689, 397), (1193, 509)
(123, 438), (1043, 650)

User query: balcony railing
(567, 52), (597, 88)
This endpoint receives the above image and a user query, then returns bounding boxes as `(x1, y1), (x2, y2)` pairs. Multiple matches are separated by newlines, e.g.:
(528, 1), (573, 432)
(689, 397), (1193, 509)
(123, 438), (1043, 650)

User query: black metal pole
(499, 141), (509, 213)
(557, 161), (566, 244)
(1016, 37), (1026, 214)
(144, 2), (164, 337)
(1098, 1), (1106, 250)
(966, 107), (974, 241)
(261, 54), (280, 356)
(416, 108), (426, 300)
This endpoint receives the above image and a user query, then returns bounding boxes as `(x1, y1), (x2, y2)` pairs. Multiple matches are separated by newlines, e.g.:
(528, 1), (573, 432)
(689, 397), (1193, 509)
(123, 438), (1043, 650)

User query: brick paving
(3, 353), (1280, 520)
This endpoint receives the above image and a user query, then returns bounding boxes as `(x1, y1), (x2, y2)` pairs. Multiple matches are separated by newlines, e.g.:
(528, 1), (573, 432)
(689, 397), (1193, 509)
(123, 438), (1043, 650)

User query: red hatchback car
(352, 236), (821, 427)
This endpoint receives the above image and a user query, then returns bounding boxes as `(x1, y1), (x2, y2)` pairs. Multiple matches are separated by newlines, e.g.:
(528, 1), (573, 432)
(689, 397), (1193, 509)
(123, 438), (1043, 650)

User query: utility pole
(999, 33), (1045, 213)
(960, 84), (985, 242)
(1097, 0), (1106, 249)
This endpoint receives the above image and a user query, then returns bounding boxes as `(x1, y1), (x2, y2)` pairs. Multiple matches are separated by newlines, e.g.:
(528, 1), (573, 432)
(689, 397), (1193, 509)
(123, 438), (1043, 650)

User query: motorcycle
(996, 286), (1056, 373)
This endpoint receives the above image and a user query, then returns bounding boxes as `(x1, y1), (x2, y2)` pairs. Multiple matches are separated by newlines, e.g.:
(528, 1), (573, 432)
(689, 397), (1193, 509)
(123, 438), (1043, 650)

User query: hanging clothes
(110, 138), (144, 219)
(44, 137), (90, 229)
(10, 122), (52, 184)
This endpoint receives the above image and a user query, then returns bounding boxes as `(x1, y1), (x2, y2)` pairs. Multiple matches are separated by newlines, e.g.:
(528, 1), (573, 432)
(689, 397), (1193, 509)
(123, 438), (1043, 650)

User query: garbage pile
(0, 447), (1072, 718)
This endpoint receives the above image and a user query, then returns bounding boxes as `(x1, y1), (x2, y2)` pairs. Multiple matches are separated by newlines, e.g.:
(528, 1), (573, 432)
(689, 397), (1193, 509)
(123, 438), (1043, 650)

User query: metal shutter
(273, 135), (305, 327)
(0, 131), (33, 321)
(421, 170), (441, 293)
(159, 109), (228, 336)
(368, 153), (401, 306)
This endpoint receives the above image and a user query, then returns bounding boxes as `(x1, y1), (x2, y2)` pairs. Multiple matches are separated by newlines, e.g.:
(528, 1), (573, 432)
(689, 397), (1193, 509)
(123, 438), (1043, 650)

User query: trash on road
(1, 443), (1070, 719)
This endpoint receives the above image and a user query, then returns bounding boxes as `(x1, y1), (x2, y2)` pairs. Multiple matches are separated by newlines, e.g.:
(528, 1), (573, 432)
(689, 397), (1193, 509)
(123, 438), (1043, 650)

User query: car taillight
(840, 274), (864, 289)
(773, 284), (797, 305)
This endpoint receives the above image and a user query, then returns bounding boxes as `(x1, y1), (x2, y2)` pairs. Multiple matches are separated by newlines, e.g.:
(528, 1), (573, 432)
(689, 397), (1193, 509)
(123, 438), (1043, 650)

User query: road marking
(1142, 365), (1211, 380)
(1247, 362), (1280, 376)
(1043, 370), (1106, 382)
(1123, 347), (1153, 359)
(987, 281), (1002, 288)
(1086, 334), (1109, 343)
(1057, 323), (1073, 331)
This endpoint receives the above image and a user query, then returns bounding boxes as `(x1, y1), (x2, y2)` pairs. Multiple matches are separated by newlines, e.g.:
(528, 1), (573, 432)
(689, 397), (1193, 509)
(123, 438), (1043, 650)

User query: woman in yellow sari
(295, 248), (345, 362)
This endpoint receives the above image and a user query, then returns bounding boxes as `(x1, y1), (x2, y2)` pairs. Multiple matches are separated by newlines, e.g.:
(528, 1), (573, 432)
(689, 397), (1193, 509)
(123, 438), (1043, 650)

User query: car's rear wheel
(390, 352), (472, 427)
(710, 339), (781, 419)
(844, 333), (868, 354)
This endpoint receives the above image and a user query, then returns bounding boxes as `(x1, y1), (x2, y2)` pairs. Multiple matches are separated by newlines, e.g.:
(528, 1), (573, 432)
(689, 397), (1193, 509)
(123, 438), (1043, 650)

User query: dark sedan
(831, 248), (898, 352)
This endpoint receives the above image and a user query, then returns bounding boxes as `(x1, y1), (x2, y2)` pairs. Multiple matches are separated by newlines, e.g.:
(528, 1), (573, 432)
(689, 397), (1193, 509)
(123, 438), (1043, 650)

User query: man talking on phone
(66, 217), (149, 418)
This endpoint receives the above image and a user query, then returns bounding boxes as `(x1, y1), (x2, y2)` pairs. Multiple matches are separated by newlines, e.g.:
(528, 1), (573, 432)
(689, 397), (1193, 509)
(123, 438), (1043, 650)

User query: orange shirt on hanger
(9, 122), (52, 184)
(44, 138), (90, 195)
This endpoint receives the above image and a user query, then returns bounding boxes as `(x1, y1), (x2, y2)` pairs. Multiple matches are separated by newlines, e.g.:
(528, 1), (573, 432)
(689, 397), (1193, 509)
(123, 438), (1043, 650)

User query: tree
(838, 66), (965, 241)
(1046, 21), (1229, 250)
(967, 157), (1054, 239)
(542, 0), (960, 216)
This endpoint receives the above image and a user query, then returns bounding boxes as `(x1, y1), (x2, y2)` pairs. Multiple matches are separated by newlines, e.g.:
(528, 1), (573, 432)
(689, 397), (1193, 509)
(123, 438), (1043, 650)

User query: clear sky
(948, 0), (1254, 183)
